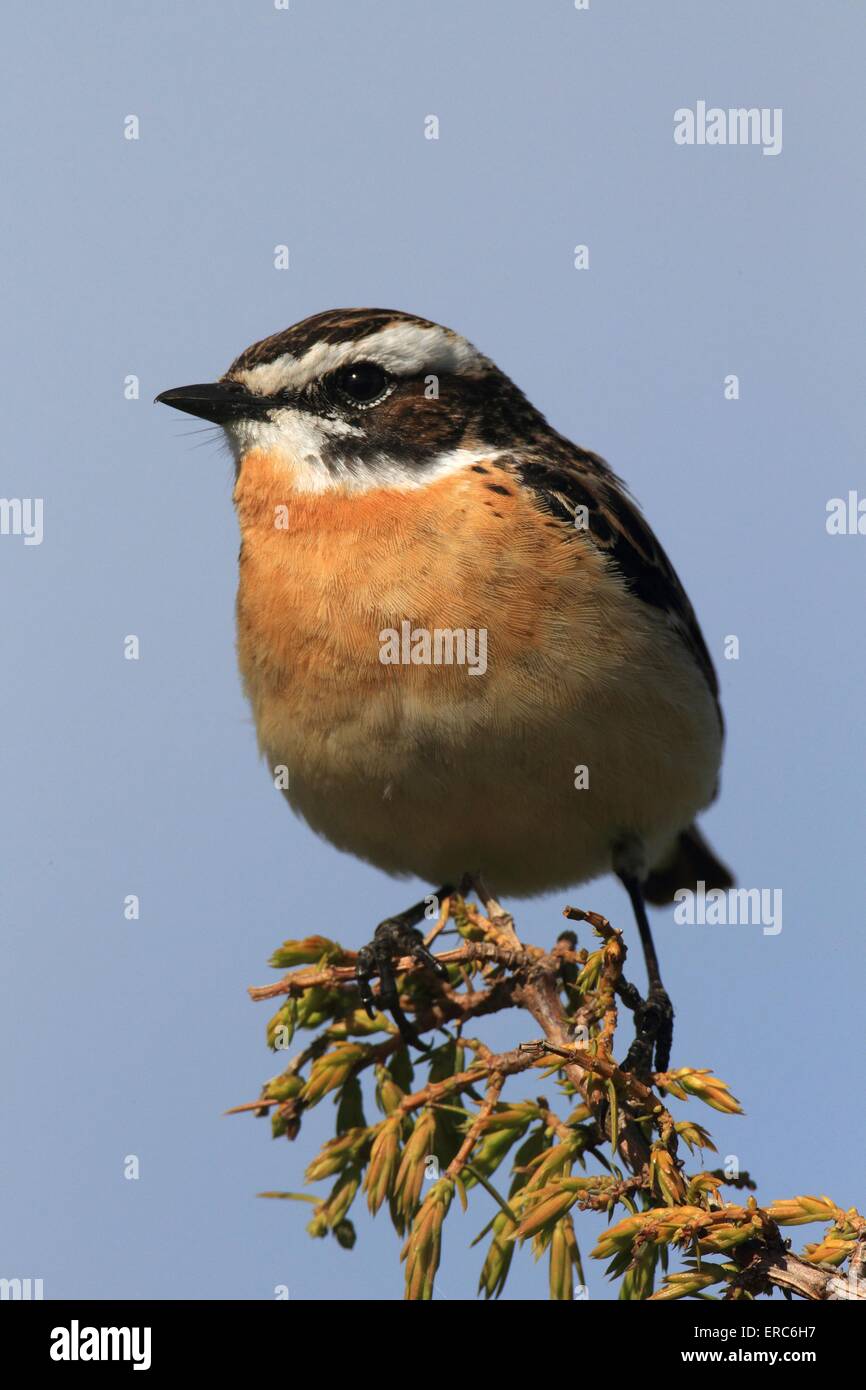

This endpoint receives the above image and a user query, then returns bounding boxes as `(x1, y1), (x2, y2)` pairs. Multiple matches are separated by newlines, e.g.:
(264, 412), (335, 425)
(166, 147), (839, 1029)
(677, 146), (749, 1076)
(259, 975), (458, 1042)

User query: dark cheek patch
(318, 378), (467, 471)
(377, 381), (466, 455)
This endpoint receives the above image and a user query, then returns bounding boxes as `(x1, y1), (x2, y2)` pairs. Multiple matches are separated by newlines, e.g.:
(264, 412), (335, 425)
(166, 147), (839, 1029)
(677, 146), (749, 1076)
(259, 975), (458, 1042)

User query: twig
(447, 1074), (504, 1180)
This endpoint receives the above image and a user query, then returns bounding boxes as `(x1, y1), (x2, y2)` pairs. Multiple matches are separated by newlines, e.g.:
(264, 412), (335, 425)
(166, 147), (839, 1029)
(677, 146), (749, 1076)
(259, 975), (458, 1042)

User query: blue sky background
(2, 1), (864, 1301)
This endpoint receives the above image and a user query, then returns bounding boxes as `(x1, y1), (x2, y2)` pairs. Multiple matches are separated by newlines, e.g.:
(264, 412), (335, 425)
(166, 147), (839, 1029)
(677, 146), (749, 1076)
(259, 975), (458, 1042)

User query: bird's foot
(622, 985), (674, 1080)
(355, 914), (450, 1052)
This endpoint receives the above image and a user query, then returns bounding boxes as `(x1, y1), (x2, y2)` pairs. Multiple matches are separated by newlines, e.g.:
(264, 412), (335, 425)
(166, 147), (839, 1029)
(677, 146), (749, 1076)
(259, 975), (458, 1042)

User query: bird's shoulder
(497, 435), (721, 707)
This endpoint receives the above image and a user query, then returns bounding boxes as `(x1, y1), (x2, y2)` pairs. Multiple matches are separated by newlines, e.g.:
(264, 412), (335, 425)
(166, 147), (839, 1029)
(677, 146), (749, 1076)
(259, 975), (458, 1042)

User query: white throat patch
(226, 408), (500, 496)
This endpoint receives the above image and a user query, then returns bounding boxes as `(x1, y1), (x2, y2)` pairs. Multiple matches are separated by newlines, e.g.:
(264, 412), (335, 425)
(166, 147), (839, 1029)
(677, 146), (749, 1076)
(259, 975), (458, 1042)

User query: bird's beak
(154, 381), (257, 424)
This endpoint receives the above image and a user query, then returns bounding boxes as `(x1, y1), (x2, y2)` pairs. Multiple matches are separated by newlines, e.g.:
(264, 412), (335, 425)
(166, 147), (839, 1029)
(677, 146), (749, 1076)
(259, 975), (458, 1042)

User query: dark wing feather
(512, 444), (721, 716)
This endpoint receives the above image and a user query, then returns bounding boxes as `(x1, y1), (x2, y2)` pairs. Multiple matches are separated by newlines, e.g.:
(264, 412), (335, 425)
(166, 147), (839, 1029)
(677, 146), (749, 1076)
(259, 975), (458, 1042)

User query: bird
(156, 307), (732, 1074)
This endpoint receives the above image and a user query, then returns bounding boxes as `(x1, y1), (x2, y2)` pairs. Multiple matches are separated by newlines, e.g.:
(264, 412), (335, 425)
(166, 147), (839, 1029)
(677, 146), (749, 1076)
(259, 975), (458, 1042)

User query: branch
(238, 893), (863, 1301)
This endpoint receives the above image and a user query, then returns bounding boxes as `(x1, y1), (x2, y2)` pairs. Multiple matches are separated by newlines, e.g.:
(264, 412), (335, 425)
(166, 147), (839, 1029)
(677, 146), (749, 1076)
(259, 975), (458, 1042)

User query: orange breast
(232, 448), (611, 747)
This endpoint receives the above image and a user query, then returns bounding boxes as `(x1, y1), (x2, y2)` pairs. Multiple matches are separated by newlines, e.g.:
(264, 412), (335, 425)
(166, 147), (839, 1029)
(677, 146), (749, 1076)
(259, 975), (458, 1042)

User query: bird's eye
(330, 361), (393, 408)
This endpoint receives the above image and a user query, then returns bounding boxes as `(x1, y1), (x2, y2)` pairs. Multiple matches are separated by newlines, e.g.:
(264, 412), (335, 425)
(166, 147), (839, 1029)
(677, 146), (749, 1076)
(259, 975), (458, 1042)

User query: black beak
(154, 381), (262, 424)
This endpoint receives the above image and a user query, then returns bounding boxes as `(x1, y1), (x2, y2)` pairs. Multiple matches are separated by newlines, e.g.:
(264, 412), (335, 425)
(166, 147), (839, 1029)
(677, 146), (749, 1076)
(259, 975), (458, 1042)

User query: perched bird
(157, 308), (732, 1072)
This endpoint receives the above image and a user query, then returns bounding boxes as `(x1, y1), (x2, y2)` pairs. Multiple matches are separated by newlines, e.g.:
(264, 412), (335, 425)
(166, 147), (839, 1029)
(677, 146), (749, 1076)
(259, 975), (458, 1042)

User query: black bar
(1, 1295), (849, 1373)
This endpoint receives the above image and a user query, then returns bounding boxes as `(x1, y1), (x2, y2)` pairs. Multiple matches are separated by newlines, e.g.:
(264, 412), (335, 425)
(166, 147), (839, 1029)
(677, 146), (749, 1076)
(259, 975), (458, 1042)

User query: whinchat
(157, 308), (732, 1071)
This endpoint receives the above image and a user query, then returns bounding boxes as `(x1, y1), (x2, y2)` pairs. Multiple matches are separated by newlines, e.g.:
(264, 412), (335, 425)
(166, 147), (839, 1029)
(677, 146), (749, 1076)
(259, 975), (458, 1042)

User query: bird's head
(156, 308), (546, 493)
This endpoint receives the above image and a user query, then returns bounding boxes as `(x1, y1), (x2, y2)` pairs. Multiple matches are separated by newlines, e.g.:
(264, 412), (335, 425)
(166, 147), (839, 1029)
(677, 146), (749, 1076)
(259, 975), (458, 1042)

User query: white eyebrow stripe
(231, 323), (490, 396)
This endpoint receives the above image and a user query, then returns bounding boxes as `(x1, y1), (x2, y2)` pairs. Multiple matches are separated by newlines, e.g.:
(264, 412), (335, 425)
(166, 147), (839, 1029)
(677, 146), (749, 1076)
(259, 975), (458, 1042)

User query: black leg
(355, 886), (453, 1050)
(617, 872), (674, 1076)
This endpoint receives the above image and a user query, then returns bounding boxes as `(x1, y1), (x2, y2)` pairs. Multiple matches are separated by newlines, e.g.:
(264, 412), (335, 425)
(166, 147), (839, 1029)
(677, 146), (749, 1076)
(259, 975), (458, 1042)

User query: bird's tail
(644, 823), (733, 906)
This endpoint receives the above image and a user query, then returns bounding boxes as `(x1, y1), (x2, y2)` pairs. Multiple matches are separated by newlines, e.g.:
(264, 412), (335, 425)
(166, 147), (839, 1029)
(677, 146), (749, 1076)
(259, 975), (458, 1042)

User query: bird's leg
(467, 873), (521, 947)
(617, 871), (674, 1077)
(355, 886), (453, 1050)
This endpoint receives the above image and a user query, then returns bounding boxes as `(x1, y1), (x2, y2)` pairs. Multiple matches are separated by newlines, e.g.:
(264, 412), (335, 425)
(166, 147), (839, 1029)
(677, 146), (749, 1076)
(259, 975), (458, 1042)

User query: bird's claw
(622, 986), (674, 1079)
(355, 917), (447, 1051)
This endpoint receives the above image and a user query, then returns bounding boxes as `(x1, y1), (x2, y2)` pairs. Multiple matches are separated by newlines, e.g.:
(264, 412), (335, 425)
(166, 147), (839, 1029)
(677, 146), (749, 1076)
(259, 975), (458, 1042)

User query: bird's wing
(512, 442), (721, 713)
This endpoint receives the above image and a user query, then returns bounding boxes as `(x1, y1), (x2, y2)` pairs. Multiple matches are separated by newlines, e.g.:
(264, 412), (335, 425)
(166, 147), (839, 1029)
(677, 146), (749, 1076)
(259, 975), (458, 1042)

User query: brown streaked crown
(228, 308), (443, 374)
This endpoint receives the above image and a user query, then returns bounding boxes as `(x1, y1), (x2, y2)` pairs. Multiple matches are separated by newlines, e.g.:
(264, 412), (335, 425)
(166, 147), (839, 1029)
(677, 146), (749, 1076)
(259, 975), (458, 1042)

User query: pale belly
(245, 612), (721, 897)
